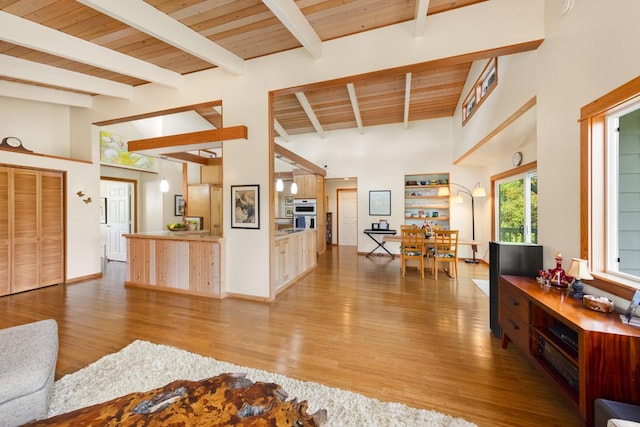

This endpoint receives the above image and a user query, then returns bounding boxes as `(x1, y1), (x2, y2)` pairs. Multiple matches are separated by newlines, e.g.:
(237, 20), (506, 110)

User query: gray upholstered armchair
(0, 319), (59, 427)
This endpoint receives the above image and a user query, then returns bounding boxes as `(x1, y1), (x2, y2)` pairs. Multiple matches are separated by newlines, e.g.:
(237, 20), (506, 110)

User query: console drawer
(500, 304), (530, 351)
(499, 280), (529, 321)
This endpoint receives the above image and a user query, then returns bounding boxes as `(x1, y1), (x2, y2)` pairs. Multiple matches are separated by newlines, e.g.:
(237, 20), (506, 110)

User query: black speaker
(489, 242), (543, 338)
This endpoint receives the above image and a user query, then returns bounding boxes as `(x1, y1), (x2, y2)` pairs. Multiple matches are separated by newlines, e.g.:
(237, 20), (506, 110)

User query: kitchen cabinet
(188, 184), (222, 236)
(273, 230), (317, 291)
(293, 173), (316, 198)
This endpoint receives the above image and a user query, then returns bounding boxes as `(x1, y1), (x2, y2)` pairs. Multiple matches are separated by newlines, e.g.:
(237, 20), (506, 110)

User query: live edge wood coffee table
(26, 373), (327, 427)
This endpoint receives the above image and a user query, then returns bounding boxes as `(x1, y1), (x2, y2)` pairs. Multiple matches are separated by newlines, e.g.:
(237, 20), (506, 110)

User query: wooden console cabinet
(499, 275), (640, 426)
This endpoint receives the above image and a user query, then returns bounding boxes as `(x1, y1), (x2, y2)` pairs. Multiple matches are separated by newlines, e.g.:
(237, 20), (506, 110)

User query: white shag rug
(49, 340), (476, 427)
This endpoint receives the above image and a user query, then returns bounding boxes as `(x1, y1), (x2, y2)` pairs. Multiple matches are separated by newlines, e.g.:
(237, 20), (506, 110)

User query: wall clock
(0, 136), (32, 152)
(512, 151), (523, 167)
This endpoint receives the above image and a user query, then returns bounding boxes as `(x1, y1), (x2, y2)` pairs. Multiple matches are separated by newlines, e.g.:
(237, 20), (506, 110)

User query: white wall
(0, 98), (101, 281)
(536, 0), (640, 274)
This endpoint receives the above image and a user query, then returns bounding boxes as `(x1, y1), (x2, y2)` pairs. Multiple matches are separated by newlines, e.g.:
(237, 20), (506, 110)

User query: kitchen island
(124, 231), (225, 298)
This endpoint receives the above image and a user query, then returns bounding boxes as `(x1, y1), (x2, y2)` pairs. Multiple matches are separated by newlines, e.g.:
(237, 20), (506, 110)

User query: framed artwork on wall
(174, 195), (184, 216)
(231, 185), (259, 229)
(285, 195), (294, 205)
(369, 190), (391, 216)
(185, 216), (203, 230)
(99, 131), (158, 172)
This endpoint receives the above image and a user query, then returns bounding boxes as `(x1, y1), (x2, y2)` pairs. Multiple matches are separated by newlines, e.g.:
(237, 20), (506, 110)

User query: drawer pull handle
(510, 298), (520, 307)
(508, 319), (520, 331)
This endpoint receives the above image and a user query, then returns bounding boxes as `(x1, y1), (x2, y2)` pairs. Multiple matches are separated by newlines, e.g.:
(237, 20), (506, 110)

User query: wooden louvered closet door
(0, 167), (9, 296)
(12, 169), (39, 292)
(5, 167), (64, 295)
(39, 171), (64, 286)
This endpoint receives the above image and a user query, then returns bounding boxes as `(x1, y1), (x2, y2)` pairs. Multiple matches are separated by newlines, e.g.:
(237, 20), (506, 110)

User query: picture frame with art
(369, 190), (391, 216)
(285, 195), (294, 205)
(231, 185), (259, 229)
(174, 195), (184, 216)
(185, 216), (203, 230)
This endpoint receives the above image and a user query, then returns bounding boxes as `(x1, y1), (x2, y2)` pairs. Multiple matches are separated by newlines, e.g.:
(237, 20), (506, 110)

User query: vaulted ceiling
(0, 0), (497, 137)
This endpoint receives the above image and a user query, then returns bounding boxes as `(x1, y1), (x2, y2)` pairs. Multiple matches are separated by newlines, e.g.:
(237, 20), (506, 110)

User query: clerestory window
(462, 58), (497, 125)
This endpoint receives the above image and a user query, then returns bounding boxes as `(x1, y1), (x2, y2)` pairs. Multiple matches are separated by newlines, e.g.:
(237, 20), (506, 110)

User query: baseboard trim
(66, 272), (102, 284)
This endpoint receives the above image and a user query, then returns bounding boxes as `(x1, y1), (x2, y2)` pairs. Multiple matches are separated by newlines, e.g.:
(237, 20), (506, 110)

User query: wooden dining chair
(401, 227), (425, 279)
(432, 229), (459, 280)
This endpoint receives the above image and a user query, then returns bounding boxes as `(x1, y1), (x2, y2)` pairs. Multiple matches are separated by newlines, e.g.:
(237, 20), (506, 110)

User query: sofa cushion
(0, 320), (58, 405)
(609, 420), (640, 427)
(595, 399), (640, 427)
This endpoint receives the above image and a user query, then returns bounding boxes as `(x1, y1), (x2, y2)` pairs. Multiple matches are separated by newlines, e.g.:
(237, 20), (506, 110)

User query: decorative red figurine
(550, 252), (567, 288)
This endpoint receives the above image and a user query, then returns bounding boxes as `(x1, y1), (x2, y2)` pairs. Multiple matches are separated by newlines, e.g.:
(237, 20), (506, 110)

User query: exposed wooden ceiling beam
(128, 126), (247, 153)
(347, 83), (363, 134)
(94, 101), (223, 126)
(0, 11), (183, 88)
(77, 0), (244, 76)
(403, 73), (412, 130)
(163, 152), (210, 165)
(273, 40), (543, 96)
(274, 118), (290, 141)
(295, 92), (324, 138)
(0, 80), (92, 108)
(275, 171), (294, 180)
(262, 0), (322, 59)
(414, 0), (431, 37)
(163, 152), (222, 166)
(275, 143), (326, 176)
(0, 54), (133, 99)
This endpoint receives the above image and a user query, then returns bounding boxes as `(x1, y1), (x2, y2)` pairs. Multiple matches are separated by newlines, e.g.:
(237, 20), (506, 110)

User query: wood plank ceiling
(0, 0), (494, 140)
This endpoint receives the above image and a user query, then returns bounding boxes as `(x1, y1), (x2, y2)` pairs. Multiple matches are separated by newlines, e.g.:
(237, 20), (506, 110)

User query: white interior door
(105, 181), (132, 262)
(338, 189), (357, 246)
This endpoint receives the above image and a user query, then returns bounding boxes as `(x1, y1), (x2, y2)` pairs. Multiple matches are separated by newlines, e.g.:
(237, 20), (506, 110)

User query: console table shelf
(499, 275), (640, 426)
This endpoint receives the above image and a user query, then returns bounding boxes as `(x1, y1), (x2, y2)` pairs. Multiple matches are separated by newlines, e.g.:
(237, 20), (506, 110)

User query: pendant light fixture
(275, 178), (284, 192)
(159, 178), (169, 193)
(290, 182), (298, 195)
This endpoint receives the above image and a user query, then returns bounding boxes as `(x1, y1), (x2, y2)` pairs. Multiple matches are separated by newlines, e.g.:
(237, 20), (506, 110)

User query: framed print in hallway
(174, 195), (184, 216)
(369, 190), (391, 216)
(231, 185), (260, 229)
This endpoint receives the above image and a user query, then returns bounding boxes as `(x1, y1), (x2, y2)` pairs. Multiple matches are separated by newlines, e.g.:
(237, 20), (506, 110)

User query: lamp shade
(159, 178), (169, 193)
(438, 187), (450, 196)
(275, 178), (284, 192)
(472, 185), (486, 198)
(567, 258), (593, 280)
(290, 182), (298, 195)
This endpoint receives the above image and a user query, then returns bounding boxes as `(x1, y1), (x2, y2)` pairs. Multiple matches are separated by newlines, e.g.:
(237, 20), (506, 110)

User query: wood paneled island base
(124, 232), (225, 298)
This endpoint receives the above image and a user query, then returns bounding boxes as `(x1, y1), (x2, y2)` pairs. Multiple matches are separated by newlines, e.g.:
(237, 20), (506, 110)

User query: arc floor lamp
(438, 182), (486, 264)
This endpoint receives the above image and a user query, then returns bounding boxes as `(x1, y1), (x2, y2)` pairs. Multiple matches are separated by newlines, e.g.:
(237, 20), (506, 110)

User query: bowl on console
(583, 295), (614, 313)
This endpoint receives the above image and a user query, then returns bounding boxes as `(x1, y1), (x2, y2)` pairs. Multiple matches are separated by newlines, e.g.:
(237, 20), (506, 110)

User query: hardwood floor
(0, 246), (580, 427)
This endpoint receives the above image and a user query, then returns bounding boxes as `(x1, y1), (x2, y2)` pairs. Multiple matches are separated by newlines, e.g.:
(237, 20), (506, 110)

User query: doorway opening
(100, 178), (136, 263)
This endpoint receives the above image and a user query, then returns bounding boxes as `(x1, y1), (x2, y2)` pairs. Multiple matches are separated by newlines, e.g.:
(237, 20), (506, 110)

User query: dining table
(382, 235), (481, 260)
